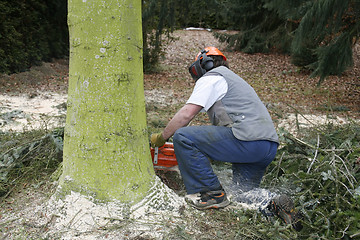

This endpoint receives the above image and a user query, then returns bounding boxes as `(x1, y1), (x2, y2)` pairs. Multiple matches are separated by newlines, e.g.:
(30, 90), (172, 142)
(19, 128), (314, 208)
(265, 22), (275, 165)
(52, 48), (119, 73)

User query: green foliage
(0, 0), (227, 74)
(0, 0), (68, 74)
(216, 0), (360, 84)
(142, 0), (176, 72)
(0, 129), (63, 198)
(3, 0), (357, 82)
(165, 207), (300, 239)
(175, 0), (226, 29)
(215, 0), (297, 53)
(263, 123), (360, 239)
(291, 0), (359, 85)
(141, 0), (226, 72)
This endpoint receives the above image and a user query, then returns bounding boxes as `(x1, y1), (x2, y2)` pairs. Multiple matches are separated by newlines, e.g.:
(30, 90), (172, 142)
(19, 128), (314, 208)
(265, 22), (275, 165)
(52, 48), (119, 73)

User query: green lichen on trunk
(61, 0), (155, 203)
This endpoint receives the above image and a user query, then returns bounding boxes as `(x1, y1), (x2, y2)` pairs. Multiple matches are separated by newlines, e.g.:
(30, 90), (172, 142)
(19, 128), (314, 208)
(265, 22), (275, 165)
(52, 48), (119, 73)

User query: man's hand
(150, 133), (166, 147)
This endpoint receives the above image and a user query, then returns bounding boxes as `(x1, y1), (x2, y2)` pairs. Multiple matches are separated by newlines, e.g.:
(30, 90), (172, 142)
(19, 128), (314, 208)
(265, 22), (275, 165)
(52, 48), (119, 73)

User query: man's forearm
(162, 104), (202, 140)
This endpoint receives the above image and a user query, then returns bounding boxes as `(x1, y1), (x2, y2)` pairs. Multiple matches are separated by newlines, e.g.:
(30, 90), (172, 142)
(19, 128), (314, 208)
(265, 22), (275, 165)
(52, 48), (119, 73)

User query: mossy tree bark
(61, 0), (155, 203)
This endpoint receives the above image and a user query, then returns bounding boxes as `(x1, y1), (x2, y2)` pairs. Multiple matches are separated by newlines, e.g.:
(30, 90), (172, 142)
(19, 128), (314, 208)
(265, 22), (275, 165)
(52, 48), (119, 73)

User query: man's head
(188, 47), (228, 81)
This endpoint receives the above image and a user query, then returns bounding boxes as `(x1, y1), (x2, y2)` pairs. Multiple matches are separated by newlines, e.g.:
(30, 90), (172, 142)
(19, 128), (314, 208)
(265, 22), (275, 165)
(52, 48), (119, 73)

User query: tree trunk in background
(61, 0), (155, 203)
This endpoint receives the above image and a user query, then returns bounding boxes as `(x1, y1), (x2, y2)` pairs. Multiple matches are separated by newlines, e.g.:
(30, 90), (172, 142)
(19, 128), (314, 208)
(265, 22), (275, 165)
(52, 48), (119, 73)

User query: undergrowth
(262, 123), (360, 239)
(0, 123), (359, 239)
(163, 207), (299, 240)
(0, 129), (63, 198)
(150, 122), (360, 239)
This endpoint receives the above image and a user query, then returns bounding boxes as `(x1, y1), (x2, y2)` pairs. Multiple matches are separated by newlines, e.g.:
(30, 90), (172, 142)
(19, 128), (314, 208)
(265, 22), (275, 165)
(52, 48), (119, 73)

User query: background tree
(289, 0), (360, 84)
(142, 0), (175, 72)
(0, 0), (225, 74)
(61, 0), (155, 203)
(2, 0), (357, 84)
(175, 0), (226, 29)
(0, 0), (68, 73)
(216, 0), (360, 84)
(141, 0), (226, 72)
(215, 0), (297, 53)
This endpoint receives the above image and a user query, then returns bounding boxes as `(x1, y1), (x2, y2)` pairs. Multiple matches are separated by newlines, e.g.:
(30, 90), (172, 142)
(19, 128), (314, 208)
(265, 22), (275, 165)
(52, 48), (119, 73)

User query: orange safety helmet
(189, 47), (227, 81)
(195, 46), (227, 61)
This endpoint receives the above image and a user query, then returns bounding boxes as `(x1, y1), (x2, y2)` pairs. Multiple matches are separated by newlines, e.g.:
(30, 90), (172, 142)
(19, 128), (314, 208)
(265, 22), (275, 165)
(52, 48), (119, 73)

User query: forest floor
(1, 30), (359, 133)
(0, 29), (359, 239)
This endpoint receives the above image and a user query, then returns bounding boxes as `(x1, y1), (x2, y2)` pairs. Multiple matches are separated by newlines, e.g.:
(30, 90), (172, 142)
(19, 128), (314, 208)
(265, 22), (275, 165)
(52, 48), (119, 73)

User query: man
(151, 47), (302, 231)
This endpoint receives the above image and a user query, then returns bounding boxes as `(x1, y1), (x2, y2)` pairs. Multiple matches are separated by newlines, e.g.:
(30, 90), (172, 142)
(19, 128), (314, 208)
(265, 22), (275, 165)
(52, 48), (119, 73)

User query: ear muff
(200, 52), (214, 71)
(188, 49), (214, 81)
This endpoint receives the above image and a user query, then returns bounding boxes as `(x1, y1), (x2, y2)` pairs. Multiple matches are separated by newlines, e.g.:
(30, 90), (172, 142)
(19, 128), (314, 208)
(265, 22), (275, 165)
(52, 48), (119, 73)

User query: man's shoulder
(207, 66), (236, 76)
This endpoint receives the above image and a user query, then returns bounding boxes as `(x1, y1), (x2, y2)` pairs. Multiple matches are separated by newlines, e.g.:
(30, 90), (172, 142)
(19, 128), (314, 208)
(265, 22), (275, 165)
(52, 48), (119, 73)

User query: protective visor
(188, 54), (207, 81)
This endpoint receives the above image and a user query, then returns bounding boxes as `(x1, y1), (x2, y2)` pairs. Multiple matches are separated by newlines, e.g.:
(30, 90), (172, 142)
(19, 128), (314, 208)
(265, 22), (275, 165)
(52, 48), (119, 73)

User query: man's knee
(173, 127), (189, 143)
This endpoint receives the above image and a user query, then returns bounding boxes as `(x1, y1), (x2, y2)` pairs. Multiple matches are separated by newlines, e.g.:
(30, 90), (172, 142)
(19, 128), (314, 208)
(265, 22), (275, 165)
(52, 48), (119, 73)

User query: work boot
(185, 189), (230, 210)
(267, 194), (303, 231)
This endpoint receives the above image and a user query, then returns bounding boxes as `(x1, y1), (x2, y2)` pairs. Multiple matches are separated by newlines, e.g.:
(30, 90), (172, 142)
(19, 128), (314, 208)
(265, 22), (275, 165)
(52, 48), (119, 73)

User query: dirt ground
(1, 29), (359, 126)
(0, 29), (359, 239)
(1, 29), (359, 134)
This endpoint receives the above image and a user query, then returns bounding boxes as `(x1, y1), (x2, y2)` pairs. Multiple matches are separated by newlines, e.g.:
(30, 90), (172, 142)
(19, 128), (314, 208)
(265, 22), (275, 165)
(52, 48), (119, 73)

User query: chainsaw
(150, 142), (178, 169)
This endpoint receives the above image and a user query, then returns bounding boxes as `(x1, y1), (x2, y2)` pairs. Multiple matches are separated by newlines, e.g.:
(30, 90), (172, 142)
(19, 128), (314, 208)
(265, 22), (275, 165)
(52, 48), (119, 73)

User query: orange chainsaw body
(150, 142), (178, 168)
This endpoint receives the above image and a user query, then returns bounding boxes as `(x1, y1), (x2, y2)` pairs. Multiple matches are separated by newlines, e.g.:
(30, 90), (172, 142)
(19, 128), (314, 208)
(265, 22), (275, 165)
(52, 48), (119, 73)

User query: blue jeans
(173, 125), (278, 194)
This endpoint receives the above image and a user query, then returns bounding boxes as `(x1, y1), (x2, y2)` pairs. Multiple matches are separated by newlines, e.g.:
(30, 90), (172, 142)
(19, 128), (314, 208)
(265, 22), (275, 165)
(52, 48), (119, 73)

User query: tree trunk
(61, 0), (155, 203)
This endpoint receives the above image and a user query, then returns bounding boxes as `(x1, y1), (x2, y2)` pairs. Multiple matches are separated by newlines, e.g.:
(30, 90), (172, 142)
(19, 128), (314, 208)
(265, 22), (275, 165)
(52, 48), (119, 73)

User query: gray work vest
(205, 66), (279, 143)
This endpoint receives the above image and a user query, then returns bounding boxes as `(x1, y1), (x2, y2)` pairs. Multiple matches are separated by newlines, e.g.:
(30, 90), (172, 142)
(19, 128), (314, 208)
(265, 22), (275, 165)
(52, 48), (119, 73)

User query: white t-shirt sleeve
(186, 75), (228, 111)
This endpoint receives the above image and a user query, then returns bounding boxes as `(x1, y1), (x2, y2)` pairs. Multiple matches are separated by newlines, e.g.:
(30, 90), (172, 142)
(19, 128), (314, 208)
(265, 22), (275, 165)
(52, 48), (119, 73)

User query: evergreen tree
(0, 0), (68, 73)
(216, 0), (360, 84)
(142, 0), (175, 72)
(175, 0), (224, 29)
(0, 0), (224, 74)
(291, 0), (359, 84)
(141, 0), (225, 72)
(215, 0), (296, 53)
